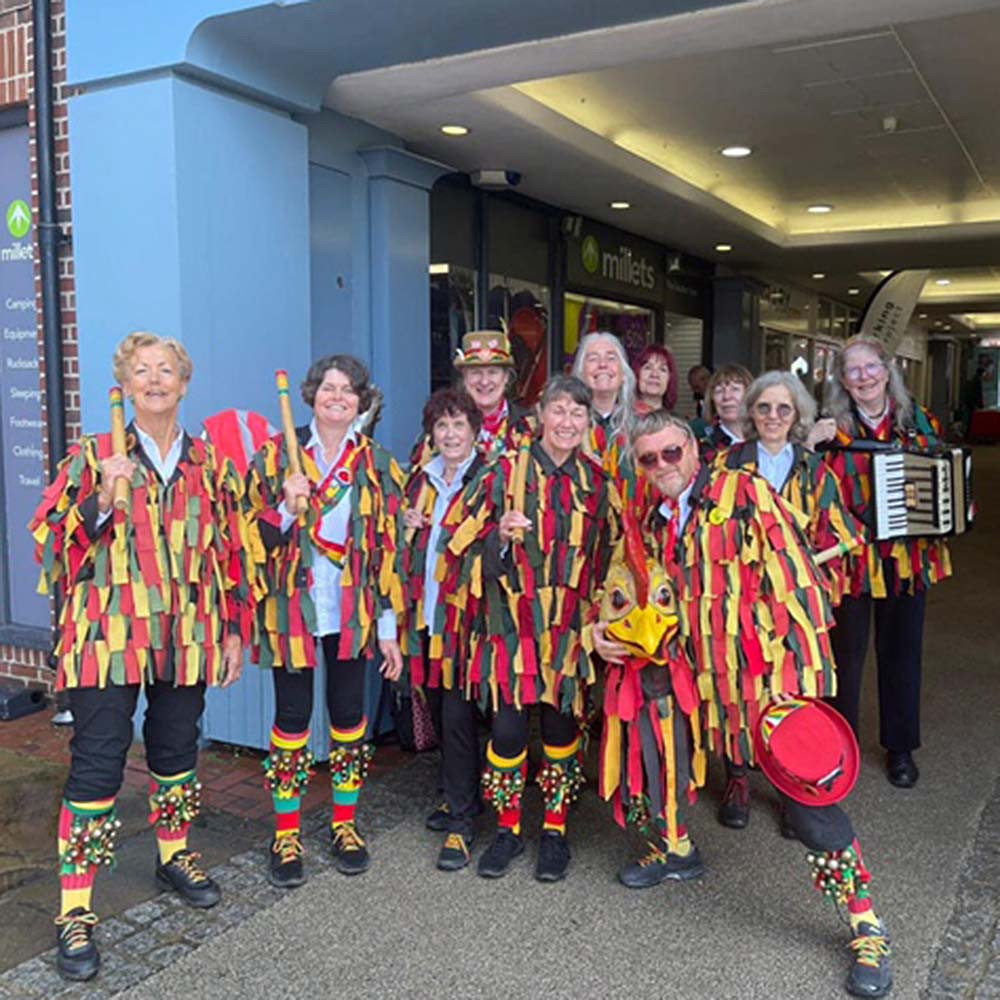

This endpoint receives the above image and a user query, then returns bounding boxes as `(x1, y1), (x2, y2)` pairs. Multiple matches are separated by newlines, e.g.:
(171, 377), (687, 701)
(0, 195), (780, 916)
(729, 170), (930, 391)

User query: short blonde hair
(113, 332), (193, 385)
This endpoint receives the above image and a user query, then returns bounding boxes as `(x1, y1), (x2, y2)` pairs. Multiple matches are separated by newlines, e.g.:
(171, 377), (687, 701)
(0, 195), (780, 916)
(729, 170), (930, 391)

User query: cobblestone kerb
(922, 775), (1000, 999)
(0, 806), (372, 1000)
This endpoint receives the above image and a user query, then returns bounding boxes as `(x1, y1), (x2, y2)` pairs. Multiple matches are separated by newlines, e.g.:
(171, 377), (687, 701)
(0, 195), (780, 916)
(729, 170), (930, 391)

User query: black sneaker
(476, 829), (524, 879)
(155, 849), (221, 909)
(425, 801), (451, 832)
(718, 775), (750, 829)
(436, 832), (473, 872)
(619, 842), (706, 889)
(55, 907), (100, 982)
(331, 821), (371, 876)
(268, 833), (306, 888)
(847, 920), (893, 997)
(535, 831), (571, 883)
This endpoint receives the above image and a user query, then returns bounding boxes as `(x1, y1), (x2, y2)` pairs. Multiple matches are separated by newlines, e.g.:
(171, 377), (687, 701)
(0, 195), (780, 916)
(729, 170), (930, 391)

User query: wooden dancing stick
(109, 386), (130, 512)
(814, 534), (865, 566)
(509, 442), (531, 543)
(404, 481), (429, 546)
(275, 369), (308, 516)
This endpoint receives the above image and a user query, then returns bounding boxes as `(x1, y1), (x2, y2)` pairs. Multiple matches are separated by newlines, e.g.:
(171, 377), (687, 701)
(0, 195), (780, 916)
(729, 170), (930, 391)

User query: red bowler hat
(754, 698), (860, 807)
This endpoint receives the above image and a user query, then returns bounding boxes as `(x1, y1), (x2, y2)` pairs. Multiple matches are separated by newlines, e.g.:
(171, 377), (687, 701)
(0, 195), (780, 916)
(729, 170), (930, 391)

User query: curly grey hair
(571, 331), (636, 442)
(823, 336), (913, 433)
(740, 370), (816, 444)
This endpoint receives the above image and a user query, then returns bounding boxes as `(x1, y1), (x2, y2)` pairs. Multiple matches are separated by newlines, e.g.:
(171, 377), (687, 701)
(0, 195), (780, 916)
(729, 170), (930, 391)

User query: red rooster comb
(622, 507), (650, 607)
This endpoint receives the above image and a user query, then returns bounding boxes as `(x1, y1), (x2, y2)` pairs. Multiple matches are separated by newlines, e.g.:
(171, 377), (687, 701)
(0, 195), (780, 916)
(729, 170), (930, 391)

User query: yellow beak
(607, 607), (679, 664)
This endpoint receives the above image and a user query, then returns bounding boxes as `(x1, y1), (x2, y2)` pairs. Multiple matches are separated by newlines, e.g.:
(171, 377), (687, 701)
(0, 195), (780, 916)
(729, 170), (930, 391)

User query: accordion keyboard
(872, 452), (949, 539)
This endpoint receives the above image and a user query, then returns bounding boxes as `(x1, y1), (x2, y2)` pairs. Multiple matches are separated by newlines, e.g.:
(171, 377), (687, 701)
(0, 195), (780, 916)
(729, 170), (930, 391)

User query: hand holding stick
(814, 534), (865, 566)
(275, 369), (308, 516)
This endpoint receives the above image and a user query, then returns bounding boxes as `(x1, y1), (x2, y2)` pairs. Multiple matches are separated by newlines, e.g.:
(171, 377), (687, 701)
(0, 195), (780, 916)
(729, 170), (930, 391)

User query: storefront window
(812, 341), (838, 405)
(763, 330), (789, 370)
(429, 264), (477, 392)
(791, 337), (810, 380)
(563, 292), (655, 372)
(487, 275), (550, 404)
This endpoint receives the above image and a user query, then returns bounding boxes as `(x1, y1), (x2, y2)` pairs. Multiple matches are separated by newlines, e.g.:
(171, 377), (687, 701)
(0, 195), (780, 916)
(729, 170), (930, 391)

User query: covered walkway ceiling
(326, 0), (1000, 330)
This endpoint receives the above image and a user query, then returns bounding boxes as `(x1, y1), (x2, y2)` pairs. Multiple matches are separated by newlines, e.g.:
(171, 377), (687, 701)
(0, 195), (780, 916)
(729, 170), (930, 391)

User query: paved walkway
(0, 446), (997, 999)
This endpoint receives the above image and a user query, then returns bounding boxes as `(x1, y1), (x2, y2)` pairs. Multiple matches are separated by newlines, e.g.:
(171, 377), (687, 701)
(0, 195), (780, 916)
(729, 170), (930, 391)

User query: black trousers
(491, 701), (579, 758)
(829, 564), (927, 753)
(272, 634), (366, 736)
(65, 681), (206, 802)
(421, 631), (482, 836)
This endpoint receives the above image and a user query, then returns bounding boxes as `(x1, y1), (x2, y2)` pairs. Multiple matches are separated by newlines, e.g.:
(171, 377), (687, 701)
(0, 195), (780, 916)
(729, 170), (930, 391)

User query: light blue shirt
(280, 420), (396, 642)
(755, 442), (795, 493)
(658, 480), (695, 535)
(421, 451), (476, 634)
(136, 423), (184, 482)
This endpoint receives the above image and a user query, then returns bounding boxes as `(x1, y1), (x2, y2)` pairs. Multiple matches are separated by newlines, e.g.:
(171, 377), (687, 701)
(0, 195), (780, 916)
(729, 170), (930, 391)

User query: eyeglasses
(844, 362), (885, 383)
(636, 445), (685, 468)
(753, 401), (795, 419)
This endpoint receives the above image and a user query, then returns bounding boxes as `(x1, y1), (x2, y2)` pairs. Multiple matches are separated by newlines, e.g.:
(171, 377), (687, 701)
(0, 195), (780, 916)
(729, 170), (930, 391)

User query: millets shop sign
(566, 223), (707, 318)
(581, 234), (657, 293)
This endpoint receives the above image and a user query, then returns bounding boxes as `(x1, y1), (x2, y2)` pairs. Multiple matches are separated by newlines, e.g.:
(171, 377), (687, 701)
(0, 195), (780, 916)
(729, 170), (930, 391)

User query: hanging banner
(858, 269), (930, 354)
(0, 123), (47, 630)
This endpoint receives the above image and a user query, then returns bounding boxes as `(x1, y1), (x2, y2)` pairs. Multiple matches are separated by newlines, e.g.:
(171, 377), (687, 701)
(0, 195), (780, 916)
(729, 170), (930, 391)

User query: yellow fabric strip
(271, 729), (310, 751)
(330, 720), (367, 744)
(542, 738), (580, 762)
(487, 743), (526, 770)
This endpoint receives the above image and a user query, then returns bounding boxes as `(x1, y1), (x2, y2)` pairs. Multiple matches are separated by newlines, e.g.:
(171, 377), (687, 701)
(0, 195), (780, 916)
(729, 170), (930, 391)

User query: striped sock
(264, 727), (313, 840)
(540, 737), (583, 834)
(58, 798), (116, 916)
(330, 720), (371, 830)
(483, 743), (527, 836)
(148, 770), (199, 864)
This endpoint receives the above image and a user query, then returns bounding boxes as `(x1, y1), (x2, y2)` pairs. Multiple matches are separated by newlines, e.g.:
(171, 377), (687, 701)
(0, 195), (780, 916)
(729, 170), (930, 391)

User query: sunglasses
(636, 445), (685, 468)
(753, 401), (795, 419)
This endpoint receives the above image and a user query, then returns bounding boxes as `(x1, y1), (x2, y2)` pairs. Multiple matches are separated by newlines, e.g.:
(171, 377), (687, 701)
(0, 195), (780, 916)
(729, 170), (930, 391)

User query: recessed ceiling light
(934, 320), (943, 326)
(609, 201), (630, 210)
(440, 124), (469, 136)
(944, 325), (952, 331)
(812, 272), (826, 280)
(720, 145), (753, 158)
(715, 243), (733, 252)
(918, 313), (928, 319)
(847, 288), (860, 295)
(807, 204), (834, 214)
(935, 278), (951, 286)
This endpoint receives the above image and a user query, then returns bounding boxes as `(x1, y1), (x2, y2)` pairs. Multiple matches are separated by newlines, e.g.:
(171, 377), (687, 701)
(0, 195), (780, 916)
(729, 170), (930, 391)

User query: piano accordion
(871, 448), (974, 541)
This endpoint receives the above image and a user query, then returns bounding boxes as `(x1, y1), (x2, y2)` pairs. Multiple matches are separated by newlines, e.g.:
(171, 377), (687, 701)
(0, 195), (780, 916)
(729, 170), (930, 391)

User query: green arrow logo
(582, 235), (600, 274)
(6, 199), (30, 239)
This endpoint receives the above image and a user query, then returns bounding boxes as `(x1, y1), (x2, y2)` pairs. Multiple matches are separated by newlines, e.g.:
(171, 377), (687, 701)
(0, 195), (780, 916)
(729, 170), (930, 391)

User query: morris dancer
(401, 388), (492, 870)
(410, 329), (531, 470)
(815, 336), (952, 788)
(697, 362), (751, 462)
(31, 333), (250, 982)
(571, 331), (641, 500)
(594, 411), (892, 998)
(453, 374), (619, 882)
(244, 355), (404, 886)
(714, 370), (863, 830)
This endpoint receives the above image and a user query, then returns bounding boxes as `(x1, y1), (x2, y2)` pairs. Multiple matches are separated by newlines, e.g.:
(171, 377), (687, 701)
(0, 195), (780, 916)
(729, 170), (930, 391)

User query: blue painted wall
(70, 74), (311, 433)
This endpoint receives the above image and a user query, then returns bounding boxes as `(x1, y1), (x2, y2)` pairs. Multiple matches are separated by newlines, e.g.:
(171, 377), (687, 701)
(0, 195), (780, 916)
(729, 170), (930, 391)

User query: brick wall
(0, 0), (74, 694)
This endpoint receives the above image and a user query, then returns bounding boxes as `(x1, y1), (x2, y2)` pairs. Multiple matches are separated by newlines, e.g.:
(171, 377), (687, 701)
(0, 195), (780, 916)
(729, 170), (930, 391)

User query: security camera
(470, 169), (522, 190)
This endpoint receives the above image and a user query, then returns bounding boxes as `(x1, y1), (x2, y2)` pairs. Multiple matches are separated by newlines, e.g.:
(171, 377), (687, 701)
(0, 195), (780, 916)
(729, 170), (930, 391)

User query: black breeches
(65, 681), (206, 801)
(491, 701), (578, 757)
(272, 633), (367, 735)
